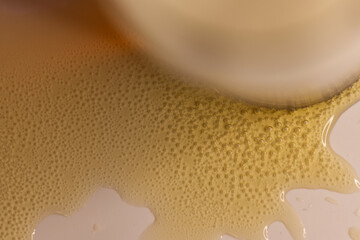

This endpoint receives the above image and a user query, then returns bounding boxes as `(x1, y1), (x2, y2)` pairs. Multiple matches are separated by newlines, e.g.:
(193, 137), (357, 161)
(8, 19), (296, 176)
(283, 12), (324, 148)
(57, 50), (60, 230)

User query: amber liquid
(0, 2), (360, 240)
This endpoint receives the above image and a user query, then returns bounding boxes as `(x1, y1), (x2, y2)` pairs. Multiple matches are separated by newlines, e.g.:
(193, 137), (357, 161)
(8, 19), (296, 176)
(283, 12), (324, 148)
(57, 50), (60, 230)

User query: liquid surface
(349, 227), (360, 240)
(1, 2), (360, 240)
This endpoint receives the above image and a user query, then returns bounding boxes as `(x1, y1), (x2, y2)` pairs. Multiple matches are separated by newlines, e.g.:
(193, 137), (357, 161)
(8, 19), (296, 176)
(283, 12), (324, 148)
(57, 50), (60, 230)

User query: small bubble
(265, 126), (273, 132)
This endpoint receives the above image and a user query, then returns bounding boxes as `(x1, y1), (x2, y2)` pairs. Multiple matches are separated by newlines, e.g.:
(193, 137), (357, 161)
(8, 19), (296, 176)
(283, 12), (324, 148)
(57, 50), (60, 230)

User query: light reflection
(31, 229), (36, 240)
(321, 115), (334, 147)
(355, 179), (360, 189)
(263, 225), (269, 240)
(303, 227), (307, 239)
(280, 191), (285, 202)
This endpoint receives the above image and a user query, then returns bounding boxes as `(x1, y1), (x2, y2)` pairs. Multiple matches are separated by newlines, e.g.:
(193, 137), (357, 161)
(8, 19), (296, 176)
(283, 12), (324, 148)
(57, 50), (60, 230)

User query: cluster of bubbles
(1, 4), (360, 240)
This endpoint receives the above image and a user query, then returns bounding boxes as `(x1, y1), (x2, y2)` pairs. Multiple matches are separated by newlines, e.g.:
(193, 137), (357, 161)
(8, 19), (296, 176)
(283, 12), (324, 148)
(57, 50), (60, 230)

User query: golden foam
(1, 2), (360, 240)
